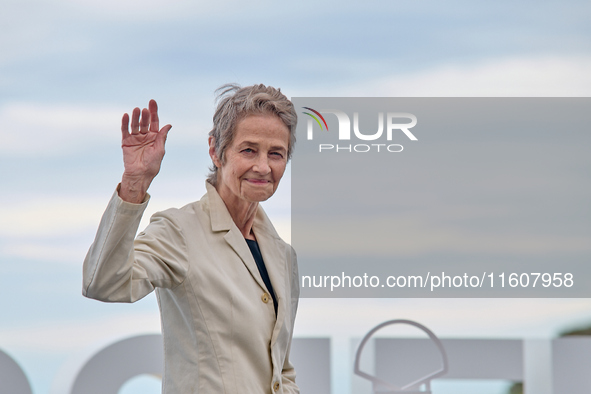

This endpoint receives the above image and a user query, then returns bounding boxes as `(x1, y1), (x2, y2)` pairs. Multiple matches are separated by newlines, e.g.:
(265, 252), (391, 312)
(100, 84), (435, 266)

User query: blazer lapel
(205, 182), (269, 293)
(205, 181), (288, 341)
(224, 228), (269, 292)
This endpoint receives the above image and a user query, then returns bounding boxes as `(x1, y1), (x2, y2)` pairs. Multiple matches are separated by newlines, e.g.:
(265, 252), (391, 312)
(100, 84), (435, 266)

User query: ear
(208, 136), (222, 168)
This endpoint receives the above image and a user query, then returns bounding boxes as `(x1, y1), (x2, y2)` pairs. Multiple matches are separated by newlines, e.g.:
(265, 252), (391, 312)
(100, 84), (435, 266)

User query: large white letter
(51, 334), (163, 394)
(321, 110), (351, 140)
(387, 113), (418, 141)
(353, 112), (384, 140)
(0, 348), (32, 394)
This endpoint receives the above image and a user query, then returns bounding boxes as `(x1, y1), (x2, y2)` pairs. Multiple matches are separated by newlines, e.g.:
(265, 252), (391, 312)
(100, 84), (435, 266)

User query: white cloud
(0, 313), (161, 353)
(0, 101), (210, 158)
(0, 197), (180, 264)
(0, 103), (122, 156)
(2, 242), (90, 265)
(369, 55), (591, 96)
(0, 195), (290, 264)
(291, 55), (591, 97)
(0, 198), (108, 237)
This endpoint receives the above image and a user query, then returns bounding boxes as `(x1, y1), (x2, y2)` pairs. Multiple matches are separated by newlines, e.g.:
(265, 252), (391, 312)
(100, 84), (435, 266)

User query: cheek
(229, 159), (249, 182)
(272, 163), (287, 181)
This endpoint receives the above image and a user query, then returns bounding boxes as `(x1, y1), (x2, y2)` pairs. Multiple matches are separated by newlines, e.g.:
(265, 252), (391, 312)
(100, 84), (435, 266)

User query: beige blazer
(83, 182), (299, 393)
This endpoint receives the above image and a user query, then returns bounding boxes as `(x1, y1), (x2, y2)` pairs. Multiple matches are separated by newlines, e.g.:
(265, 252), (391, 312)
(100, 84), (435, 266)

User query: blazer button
(273, 381), (280, 391)
(261, 293), (270, 303)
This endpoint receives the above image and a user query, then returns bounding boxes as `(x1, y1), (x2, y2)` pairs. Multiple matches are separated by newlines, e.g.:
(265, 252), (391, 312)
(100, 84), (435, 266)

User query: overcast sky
(1, 1), (590, 393)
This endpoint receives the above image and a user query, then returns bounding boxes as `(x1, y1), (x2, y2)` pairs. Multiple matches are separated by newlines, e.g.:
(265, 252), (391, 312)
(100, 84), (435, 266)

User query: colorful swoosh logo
(302, 107), (329, 131)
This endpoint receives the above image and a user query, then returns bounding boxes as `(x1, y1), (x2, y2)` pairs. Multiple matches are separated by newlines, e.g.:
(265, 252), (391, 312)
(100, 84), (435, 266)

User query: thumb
(156, 124), (172, 149)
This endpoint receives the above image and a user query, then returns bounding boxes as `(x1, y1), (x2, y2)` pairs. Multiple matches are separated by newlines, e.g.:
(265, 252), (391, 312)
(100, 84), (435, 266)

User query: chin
(243, 189), (274, 202)
(249, 193), (273, 202)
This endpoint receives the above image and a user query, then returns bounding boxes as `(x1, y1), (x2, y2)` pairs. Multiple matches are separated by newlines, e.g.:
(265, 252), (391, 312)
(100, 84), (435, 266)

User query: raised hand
(119, 99), (172, 203)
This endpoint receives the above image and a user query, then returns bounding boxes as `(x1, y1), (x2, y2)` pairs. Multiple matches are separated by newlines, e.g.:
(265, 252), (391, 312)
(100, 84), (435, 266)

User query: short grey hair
(207, 83), (297, 186)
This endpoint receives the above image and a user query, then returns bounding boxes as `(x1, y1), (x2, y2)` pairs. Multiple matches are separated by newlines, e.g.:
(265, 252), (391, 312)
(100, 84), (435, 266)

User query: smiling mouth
(245, 179), (270, 184)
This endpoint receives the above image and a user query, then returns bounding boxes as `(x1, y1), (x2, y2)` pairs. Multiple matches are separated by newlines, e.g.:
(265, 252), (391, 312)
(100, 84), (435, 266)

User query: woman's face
(210, 114), (290, 205)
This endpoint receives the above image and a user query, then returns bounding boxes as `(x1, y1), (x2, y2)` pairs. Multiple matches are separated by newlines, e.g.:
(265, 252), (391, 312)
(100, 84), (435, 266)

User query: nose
(252, 153), (271, 175)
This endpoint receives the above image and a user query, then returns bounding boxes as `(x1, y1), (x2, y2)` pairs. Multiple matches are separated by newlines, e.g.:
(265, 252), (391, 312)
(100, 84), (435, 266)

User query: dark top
(246, 238), (278, 316)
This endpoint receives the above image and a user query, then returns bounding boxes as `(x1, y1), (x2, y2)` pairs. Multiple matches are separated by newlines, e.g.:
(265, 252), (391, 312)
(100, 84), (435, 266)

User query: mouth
(245, 178), (271, 185)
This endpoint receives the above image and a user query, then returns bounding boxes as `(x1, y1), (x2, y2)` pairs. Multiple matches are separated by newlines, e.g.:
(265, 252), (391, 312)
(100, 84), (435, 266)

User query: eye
(270, 151), (284, 158)
(241, 148), (255, 154)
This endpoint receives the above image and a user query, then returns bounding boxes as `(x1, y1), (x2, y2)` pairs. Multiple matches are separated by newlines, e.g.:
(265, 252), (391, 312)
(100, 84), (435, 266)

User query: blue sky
(1, 0), (591, 393)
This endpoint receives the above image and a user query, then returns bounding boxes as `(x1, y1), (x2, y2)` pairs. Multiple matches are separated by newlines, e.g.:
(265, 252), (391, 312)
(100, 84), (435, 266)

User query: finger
(149, 99), (159, 133)
(130, 107), (141, 134)
(121, 113), (130, 139)
(139, 107), (150, 134)
(155, 124), (172, 151)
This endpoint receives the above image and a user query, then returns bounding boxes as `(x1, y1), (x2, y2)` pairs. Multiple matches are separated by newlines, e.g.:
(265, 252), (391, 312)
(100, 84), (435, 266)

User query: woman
(82, 84), (299, 393)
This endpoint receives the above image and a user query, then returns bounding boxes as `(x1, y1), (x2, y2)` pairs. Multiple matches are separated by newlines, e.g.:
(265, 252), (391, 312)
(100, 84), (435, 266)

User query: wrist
(119, 175), (152, 203)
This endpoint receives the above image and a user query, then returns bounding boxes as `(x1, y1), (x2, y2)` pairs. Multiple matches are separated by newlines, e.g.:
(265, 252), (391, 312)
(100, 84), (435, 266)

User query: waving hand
(119, 99), (172, 203)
